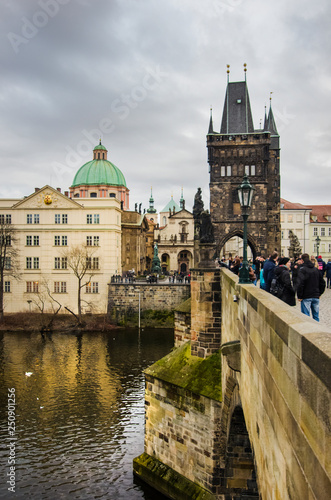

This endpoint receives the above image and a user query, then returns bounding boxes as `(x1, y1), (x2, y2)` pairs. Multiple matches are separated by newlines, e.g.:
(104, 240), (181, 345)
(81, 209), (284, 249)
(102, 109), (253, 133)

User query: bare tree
(28, 276), (62, 333)
(62, 244), (97, 323)
(0, 219), (20, 322)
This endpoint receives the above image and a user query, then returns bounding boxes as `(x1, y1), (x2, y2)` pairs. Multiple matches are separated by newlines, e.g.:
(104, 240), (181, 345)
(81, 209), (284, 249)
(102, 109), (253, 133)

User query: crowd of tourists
(221, 253), (331, 322)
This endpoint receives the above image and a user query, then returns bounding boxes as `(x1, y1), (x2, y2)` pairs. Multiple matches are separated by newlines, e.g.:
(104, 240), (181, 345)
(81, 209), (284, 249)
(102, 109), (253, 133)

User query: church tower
(208, 66), (281, 257)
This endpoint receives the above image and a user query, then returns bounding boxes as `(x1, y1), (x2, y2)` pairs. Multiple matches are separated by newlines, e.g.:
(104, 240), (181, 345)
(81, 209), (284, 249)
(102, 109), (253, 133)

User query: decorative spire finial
(227, 64), (230, 83)
(244, 63), (247, 81)
(269, 91), (273, 103)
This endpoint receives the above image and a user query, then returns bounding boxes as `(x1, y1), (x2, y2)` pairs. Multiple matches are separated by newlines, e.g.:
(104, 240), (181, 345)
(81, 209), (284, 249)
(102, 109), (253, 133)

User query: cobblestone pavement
(295, 284), (331, 330)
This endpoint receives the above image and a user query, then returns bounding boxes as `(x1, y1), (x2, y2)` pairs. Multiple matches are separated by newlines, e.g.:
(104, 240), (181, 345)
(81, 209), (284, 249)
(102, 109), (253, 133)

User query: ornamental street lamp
(315, 235), (321, 257)
(237, 174), (255, 284)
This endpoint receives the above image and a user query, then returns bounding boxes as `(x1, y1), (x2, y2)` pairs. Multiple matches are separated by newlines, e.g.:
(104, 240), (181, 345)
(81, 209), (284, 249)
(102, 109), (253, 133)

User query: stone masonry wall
(190, 267), (222, 358)
(108, 283), (190, 317)
(144, 373), (222, 495)
(221, 268), (331, 500)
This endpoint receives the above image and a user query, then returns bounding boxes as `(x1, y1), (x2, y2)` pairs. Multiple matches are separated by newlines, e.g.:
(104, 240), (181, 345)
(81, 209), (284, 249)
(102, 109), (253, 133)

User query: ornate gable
(12, 186), (82, 210)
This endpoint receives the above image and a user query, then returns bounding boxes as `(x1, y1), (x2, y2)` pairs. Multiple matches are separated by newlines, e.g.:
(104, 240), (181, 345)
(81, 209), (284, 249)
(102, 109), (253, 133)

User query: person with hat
(273, 257), (296, 306)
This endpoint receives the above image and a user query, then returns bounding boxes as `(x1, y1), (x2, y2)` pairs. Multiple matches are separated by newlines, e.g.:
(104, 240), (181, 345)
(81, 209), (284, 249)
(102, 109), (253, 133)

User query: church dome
(71, 141), (127, 188)
(71, 159), (127, 187)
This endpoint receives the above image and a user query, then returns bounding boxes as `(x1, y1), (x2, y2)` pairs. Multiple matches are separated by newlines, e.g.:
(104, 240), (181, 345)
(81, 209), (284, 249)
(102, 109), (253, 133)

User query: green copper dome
(93, 143), (107, 151)
(71, 159), (127, 187)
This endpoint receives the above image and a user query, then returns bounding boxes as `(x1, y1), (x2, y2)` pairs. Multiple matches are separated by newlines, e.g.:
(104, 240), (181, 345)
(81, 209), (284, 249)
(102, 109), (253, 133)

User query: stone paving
(295, 284), (331, 330)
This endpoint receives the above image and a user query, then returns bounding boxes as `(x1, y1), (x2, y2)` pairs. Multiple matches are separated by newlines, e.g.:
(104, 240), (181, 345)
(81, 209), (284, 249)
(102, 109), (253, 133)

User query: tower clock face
(44, 195), (52, 205)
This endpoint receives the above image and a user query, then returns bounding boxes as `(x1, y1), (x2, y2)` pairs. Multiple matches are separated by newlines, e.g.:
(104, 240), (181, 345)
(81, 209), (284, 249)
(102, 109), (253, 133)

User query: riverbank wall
(108, 283), (191, 326)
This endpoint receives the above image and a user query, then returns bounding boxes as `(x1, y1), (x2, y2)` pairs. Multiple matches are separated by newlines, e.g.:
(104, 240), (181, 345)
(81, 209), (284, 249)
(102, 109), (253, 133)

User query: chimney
(35, 187), (40, 192)
(57, 187), (61, 193)
(64, 191), (69, 197)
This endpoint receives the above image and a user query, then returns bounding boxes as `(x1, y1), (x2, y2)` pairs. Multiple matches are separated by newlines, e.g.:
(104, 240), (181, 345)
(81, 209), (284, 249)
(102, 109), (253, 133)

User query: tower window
(221, 166), (226, 177)
(227, 166), (231, 176)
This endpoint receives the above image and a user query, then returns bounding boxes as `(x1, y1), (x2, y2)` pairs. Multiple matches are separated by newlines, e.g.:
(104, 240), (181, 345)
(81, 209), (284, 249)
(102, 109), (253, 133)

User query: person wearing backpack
(272, 258), (296, 306)
(296, 253), (326, 321)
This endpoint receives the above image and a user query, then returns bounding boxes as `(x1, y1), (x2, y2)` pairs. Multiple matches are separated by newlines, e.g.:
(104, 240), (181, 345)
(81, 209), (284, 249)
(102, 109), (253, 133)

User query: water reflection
(0, 329), (173, 499)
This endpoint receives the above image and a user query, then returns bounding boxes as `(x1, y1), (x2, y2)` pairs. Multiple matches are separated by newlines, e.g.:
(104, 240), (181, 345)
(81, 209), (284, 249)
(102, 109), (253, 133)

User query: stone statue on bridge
(151, 243), (161, 274)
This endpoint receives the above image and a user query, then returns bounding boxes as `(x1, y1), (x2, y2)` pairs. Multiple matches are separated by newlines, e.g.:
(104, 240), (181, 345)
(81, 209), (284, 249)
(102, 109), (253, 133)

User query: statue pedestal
(198, 243), (216, 268)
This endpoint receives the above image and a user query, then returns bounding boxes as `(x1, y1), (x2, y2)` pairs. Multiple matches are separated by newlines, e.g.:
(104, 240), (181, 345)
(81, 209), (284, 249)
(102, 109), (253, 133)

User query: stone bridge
(133, 265), (331, 499)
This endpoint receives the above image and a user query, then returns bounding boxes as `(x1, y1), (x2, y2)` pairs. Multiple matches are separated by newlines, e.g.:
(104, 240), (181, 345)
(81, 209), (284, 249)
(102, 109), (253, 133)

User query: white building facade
(1, 142), (126, 314)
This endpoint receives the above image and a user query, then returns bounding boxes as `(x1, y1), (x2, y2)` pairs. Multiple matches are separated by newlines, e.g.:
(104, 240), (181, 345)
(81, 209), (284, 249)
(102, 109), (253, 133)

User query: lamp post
(237, 174), (255, 284)
(315, 235), (321, 257)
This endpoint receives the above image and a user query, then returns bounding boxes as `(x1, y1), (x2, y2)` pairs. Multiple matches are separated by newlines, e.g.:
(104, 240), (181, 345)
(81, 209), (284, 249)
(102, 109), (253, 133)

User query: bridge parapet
(221, 268), (331, 499)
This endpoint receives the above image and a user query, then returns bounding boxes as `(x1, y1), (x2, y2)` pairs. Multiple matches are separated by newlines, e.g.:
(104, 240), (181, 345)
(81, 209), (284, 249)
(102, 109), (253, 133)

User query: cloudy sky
(0, 0), (330, 212)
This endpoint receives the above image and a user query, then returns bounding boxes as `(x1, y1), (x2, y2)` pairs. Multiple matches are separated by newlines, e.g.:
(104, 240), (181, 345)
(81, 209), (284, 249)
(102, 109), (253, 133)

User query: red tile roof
(281, 199), (331, 222)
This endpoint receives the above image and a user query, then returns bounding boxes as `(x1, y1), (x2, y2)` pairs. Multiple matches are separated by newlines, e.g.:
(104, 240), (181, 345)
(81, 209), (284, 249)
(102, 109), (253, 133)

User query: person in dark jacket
(326, 259), (331, 289)
(263, 251), (278, 292)
(296, 253), (326, 321)
(274, 257), (296, 306)
(291, 256), (303, 290)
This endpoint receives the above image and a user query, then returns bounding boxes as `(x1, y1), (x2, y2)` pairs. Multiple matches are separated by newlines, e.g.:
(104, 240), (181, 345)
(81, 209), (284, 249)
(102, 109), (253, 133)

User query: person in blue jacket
(263, 251), (278, 292)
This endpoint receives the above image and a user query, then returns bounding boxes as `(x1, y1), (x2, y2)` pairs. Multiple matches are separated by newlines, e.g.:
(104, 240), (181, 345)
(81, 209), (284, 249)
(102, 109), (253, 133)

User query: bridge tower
(207, 66), (281, 258)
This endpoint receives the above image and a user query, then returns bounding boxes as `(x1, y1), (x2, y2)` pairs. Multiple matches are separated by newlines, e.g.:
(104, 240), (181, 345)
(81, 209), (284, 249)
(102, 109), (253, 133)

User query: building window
(329, 227), (331, 237)
(62, 214), (68, 224)
(54, 281), (67, 293)
(55, 214), (61, 224)
(281, 230), (284, 239)
(26, 236), (32, 246)
(54, 236), (60, 246)
(321, 227), (325, 236)
(55, 257), (67, 269)
(34, 214), (39, 224)
(221, 166), (226, 177)
(86, 235), (99, 246)
(4, 257), (11, 270)
(313, 227), (318, 236)
(4, 281), (10, 293)
(86, 282), (98, 294)
(296, 214), (302, 223)
(245, 165), (249, 175)
(227, 165), (231, 176)
(62, 236), (67, 246)
(34, 236), (39, 246)
(87, 214), (93, 224)
(90, 193), (97, 198)
(26, 281), (39, 293)
(329, 243), (331, 252)
(251, 165), (256, 176)
(94, 214), (100, 224)
(287, 214), (293, 223)
(26, 257), (32, 269)
(86, 257), (99, 269)
(27, 214), (33, 224)
(5, 215), (11, 224)
(33, 257), (39, 269)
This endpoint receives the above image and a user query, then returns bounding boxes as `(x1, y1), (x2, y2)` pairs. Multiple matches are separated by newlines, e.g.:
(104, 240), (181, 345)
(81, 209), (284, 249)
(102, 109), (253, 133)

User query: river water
(0, 328), (173, 499)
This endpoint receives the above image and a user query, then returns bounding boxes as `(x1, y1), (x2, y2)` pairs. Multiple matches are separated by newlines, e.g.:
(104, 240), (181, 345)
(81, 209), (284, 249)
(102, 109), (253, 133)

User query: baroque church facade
(0, 142), (147, 314)
(208, 71), (281, 258)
